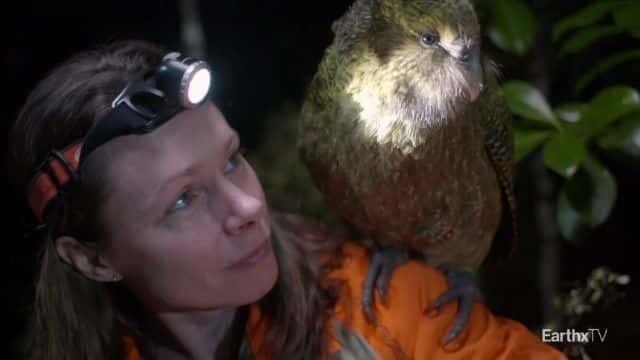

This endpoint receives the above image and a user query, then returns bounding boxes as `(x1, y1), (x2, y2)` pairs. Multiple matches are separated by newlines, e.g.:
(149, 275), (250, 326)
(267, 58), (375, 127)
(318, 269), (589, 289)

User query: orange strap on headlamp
(27, 142), (83, 223)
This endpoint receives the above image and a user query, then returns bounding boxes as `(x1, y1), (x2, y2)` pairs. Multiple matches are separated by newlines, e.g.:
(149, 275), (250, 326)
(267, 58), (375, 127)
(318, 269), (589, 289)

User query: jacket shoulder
(329, 242), (566, 359)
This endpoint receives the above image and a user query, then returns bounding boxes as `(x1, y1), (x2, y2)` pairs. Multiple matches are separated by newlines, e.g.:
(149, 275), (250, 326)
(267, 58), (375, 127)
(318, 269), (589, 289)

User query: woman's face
(96, 102), (277, 311)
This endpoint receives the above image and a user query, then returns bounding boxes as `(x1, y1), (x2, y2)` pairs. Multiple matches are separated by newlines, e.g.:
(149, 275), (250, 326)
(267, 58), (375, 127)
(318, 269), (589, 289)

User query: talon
(443, 295), (474, 346)
(362, 246), (410, 322)
(429, 287), (460, 312)
(428, 270), (482, 346)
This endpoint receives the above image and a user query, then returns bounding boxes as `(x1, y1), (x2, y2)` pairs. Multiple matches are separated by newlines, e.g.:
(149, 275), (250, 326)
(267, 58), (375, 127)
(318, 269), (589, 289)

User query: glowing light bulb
(186, 68), (211, 106)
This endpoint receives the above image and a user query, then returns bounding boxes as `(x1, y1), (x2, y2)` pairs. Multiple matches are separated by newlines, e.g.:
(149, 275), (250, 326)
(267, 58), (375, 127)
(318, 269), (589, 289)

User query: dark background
(3, 0), (638, 358)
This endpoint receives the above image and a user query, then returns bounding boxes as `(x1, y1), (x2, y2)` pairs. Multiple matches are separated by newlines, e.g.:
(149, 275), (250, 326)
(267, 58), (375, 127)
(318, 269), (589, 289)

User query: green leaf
(597, 113), (640, 158)
(502, 81), (560, 128)
(613, 3), (640, 31)
(560, 25), (626, 55)
(578, 86), (640, 139)
(576, 50), (640, 94)
(556, 188), (583, 241)
(543, 131), (587, 178)
(514, 128), (551, 162)
(580, 157), (618, 226)
(556, 156), (618, 241)
(553, 1), (630, 42)
(487, 0), (537, 56)
(554, 103), (586, 124)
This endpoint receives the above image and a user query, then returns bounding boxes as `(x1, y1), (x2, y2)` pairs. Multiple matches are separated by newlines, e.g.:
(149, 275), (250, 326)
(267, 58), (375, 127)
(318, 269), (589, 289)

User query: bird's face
(370, 0), (484, 121)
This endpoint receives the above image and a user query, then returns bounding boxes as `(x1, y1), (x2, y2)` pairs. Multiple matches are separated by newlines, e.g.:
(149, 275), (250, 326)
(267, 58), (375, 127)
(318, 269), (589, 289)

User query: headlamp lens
(186, 67), (211, 106)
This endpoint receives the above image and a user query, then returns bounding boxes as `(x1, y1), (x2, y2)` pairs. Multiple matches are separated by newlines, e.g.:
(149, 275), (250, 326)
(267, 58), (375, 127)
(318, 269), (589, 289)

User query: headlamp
(80, 52), (212, 163)
(156, 52), (212, 108)
(27, 51), (213, 223)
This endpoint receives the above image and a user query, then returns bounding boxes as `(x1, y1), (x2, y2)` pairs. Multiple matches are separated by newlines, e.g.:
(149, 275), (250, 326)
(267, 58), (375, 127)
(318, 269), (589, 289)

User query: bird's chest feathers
(323, 52), (488, 192)
(347, 87), (425, 152)
(343, 61), (462, 153)
(336, 90), (486, 194)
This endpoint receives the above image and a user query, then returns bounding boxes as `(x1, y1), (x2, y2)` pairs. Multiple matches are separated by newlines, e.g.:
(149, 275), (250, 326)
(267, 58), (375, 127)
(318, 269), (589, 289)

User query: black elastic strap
(80, 105), (151, 164)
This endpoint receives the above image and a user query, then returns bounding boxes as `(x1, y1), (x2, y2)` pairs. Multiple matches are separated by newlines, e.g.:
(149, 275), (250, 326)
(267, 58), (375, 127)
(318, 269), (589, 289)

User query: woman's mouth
(227, 237), (271, 269)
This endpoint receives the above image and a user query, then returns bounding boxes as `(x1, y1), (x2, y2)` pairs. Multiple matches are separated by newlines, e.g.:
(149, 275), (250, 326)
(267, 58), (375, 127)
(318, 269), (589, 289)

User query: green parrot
(298, 0), (517, 345)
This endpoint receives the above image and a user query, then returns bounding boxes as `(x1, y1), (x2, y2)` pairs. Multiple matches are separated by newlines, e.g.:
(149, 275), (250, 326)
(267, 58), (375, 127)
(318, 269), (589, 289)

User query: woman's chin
(228, 247), (279, 305)
(251, 247), (278, 295)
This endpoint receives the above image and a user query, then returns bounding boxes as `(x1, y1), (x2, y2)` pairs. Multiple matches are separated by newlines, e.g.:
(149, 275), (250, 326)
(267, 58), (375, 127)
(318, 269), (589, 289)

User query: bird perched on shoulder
(298, 0), (517, 345)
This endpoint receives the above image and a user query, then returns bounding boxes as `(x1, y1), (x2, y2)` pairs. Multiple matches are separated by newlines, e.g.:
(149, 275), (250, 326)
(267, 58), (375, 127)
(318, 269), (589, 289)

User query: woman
(7, 40), (565, 359)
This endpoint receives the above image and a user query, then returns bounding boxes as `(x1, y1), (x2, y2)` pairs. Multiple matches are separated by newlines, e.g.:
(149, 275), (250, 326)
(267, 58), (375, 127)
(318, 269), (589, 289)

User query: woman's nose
(222, 186), (265, 236)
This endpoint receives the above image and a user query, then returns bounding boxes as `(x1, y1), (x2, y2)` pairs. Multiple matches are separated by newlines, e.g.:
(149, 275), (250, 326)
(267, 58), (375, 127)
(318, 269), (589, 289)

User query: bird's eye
(420, 32), (440, 47)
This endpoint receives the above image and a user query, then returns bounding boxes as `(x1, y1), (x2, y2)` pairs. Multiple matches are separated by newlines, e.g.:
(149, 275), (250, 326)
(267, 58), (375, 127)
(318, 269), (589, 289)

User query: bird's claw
(427, 270), (482, 346)
(363, 247), (410, 322)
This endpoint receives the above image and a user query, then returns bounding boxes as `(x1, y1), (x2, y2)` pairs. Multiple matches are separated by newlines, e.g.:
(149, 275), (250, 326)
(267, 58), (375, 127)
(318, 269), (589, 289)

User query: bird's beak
(458, 46), (484, 101)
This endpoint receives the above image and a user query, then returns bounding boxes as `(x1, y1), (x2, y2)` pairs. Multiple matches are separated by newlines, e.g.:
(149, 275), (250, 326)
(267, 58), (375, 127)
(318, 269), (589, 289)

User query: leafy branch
(486, 0), (640, 242)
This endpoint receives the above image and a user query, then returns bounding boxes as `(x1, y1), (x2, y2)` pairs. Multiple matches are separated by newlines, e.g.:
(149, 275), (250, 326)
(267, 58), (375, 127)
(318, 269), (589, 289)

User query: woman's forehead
(109, 103), (226, 158)
(99, 103), (231, 194)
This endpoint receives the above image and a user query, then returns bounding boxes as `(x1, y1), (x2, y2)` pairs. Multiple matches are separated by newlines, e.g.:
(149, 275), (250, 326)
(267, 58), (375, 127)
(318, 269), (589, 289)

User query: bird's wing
(480, 66), (518, 264)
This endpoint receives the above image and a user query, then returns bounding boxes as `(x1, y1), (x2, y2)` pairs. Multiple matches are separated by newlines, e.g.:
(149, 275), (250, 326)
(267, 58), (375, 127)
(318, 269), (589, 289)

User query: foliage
(552, 267), (630, 358)
(484, 0), (640, 243)
(481, 2), (637, 357)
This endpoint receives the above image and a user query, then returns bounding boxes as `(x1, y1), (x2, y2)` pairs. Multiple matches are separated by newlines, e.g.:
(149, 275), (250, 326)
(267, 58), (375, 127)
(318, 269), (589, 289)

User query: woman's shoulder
(332, 240), (448, 301)
(327, 242), (566, 359)
(270, 212), (566, 359)
(324, 241), (446, 355)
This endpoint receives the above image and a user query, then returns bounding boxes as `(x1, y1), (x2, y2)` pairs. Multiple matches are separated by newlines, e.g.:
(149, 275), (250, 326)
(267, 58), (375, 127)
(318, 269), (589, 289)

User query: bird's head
(359, 0), (486, 122)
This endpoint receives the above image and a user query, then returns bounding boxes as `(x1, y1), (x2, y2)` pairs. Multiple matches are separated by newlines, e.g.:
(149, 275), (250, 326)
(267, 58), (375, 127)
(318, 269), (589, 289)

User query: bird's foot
(427, 270), (482, 346)
(363, 246), (410, 322)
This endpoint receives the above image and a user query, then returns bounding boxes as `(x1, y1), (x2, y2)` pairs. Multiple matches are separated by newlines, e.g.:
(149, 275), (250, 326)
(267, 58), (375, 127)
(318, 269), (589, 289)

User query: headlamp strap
(27, 142), (82, 222)
(79, 103), (154, 164)
(26, 50), (212, 223)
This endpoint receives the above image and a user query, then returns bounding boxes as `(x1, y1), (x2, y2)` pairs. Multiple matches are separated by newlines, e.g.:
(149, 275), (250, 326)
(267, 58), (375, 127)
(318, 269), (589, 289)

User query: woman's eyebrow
(157, 168), (194, 195)
(140, 167), (195, 214)
(150, 130), (240, 199)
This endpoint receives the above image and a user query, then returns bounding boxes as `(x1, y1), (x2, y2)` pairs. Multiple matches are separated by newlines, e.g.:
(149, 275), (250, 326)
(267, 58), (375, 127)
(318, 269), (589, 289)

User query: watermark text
(541, 328), (608, 343)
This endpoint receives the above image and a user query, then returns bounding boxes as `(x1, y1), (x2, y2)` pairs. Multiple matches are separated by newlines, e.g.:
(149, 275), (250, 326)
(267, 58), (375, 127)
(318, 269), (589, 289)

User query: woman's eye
(169, 190), (199, 213)
(420, 32), (440, 46)
(224, 147), (246, 174)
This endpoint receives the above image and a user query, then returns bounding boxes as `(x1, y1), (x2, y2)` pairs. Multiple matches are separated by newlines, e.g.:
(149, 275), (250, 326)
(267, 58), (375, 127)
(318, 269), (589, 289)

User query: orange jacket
(123, 242), (566, 359)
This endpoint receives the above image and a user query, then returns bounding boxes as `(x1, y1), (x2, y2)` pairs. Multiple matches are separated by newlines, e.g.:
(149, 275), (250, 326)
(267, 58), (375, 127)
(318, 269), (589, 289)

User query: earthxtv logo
(541, 328), (608, 343)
